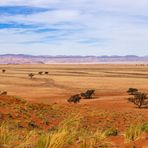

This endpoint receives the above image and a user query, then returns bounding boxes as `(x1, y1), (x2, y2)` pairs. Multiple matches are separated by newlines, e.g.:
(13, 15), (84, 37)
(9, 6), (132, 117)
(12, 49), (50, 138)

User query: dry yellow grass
(1, 64), (148, 104)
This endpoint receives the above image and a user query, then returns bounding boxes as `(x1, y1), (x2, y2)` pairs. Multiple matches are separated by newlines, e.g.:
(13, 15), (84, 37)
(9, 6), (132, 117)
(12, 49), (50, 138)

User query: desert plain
(0, 64), (148, 147)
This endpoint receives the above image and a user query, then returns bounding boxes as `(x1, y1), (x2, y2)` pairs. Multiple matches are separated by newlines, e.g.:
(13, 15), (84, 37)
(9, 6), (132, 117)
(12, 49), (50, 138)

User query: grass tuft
(125, 124), (142, 142)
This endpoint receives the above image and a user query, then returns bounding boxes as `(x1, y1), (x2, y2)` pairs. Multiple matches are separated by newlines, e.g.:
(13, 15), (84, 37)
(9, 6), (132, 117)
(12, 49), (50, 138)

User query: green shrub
(105, 128), (118, 136)
(141, 123), (148, 133)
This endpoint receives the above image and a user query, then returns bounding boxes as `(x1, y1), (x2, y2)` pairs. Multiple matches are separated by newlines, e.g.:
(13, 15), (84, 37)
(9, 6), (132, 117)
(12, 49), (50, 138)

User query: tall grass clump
(0, 123), (13, 147)
(80, 130), (111, 148)
(36, 115), (81, 148)
(125, 124), (142, 142)
(37, 115), (113, 148)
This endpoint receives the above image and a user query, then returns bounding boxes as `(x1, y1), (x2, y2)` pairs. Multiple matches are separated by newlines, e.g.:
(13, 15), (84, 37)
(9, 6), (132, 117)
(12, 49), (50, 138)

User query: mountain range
(0, 54), (148, 64)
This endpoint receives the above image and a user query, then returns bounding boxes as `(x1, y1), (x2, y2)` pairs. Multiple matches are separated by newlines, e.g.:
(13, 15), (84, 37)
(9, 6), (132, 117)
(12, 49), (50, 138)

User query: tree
(128, 92), (148, 108)
(127, 88), (138, 95)
(28, 73), (34, 79)
(2, 69), (6, 73)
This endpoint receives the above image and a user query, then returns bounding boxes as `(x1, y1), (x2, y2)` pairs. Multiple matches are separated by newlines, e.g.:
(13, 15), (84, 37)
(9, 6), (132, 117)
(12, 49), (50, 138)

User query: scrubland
(0, 64), (148, 147)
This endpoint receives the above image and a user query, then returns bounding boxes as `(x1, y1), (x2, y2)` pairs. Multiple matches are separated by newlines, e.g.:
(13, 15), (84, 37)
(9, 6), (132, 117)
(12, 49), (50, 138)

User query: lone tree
(81, 89), (95, 99)
(127, 88), (138, 95)
(2, 69), (6, 73)
(67, 94), (81, 103)
(28, 73), (34, 79)
(128, 92), (148, 108)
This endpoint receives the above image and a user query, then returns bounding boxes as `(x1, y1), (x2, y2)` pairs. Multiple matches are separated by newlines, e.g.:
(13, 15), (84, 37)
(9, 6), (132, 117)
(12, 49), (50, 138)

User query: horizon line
(0, 54), (147, 57)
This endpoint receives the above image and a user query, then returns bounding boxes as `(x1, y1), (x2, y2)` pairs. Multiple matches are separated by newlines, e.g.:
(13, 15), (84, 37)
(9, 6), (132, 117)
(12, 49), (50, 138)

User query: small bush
(141, 123), (148, 133)
(105, 128), (118, 137)
(67, 94), (81, 103)
(2, 69), (6, 73)
(38, 72), (43, 75)
(81, 89), (95, 99)
(0, 91), (7, 96)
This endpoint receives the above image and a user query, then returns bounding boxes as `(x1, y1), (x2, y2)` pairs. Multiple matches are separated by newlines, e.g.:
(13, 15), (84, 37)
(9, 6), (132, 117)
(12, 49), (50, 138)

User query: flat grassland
(1, 64), (148, 102)
(0, 64), (148, 147)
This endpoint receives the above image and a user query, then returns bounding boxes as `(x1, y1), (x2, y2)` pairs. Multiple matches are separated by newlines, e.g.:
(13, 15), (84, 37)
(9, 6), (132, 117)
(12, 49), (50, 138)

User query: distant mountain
(0, 54), (148, 64)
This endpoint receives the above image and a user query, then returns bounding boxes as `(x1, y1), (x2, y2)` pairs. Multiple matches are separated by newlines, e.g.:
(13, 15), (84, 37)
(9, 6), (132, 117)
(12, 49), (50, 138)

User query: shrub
(128, 92), (148, 108)
(45, 72), (49, 75)
(0, 91), (7, 96)
(67, 94), (81, 103)
(105, 128), (118, 137)
(141, 123), (148, 133)
(2, 69), (6, 73)
(38, 72), (43, 75)
(80, 89), (95, 99)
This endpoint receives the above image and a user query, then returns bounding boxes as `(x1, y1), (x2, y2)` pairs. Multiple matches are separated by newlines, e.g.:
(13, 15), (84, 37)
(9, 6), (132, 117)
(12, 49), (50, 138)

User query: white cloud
(0, 0), (148, 55)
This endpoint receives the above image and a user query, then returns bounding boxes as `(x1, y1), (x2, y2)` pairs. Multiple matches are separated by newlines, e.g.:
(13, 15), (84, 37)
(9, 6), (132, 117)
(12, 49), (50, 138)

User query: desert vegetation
(0, 94), (147, 148)
(45, 72), (49, 75)
(68, 89), (95, 103)
(28, 73), (34, 79)
(127, 88), (138, 95)
(2, 69), (6, 73)
(68, 94), (81, 103)
(38, 71), (43, 75)
(80, 89), (95, 99)
(127, 88), (148, 108)
(0, 64), (147, 147)
(0, 91), (7, 96)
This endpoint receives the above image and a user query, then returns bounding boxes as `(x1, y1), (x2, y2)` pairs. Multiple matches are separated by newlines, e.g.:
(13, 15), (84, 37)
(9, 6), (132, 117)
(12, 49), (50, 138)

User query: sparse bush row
(68, 89), (95, 103)
(28, 71), (49, 79)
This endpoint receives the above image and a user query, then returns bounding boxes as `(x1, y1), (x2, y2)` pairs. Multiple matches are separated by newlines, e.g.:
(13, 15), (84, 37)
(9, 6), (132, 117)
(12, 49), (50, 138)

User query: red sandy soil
(0, 95), (148, 147)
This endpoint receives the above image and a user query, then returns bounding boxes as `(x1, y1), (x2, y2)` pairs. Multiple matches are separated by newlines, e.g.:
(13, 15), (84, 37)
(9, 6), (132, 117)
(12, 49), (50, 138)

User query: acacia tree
(28, 73), (34, 79)
(128, 92), (148, 108)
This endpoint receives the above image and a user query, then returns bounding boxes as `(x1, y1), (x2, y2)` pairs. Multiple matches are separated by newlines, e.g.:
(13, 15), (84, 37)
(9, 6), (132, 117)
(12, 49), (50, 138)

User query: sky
(0, 0), (148, 56)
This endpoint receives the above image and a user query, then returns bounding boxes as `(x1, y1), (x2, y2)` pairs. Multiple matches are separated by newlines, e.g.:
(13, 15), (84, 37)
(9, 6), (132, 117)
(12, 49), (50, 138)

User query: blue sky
(0, 0), (148, 55)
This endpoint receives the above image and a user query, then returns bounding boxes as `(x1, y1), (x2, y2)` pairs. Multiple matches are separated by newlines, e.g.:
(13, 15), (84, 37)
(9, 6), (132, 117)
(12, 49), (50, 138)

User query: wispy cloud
(0, 0), (148, 55)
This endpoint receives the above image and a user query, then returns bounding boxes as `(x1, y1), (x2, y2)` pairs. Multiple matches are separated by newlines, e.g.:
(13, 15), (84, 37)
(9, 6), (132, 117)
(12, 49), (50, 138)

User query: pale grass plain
(0, 64), (148, 104)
